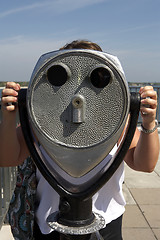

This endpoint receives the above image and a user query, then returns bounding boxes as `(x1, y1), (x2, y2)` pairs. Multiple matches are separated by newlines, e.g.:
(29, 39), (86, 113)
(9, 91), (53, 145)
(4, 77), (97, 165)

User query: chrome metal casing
(27, 49), (130, 177)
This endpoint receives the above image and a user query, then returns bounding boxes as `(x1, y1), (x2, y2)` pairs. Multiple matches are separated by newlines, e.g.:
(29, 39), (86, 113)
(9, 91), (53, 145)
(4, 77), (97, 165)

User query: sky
(0, 0), (160, 83)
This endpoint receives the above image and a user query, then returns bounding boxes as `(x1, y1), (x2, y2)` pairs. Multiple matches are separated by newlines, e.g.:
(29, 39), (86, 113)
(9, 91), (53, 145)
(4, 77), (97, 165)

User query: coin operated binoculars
(18, 49), (140, 239)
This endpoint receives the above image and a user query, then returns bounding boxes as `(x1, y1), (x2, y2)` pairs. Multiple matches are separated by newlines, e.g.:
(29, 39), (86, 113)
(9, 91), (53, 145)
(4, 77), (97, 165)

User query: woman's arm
(124, 86), (159, 172)
(0, 82), (29, 167)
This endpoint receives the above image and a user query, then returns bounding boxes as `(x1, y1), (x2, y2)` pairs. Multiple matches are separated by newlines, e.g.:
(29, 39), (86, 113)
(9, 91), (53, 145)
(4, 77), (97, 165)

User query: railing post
(0, 167), (17, 230)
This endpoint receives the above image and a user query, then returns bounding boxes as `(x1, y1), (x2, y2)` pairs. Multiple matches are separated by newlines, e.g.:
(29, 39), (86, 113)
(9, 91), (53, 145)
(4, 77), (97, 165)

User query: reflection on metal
(47, 212), (105, 235)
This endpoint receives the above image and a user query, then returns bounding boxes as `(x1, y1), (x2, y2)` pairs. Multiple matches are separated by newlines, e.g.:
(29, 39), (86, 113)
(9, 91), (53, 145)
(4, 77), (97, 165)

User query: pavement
(0, 142), (160, 239)
(122, 159), (160, 240)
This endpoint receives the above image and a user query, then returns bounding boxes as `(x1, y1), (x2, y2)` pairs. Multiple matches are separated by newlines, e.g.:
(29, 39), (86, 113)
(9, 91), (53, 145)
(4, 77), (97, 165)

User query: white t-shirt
(35, 145), (126, 234)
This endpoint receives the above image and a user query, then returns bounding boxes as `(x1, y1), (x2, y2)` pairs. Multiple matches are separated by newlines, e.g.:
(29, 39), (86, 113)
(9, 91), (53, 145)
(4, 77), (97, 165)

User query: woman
(0, 40), (159, 240)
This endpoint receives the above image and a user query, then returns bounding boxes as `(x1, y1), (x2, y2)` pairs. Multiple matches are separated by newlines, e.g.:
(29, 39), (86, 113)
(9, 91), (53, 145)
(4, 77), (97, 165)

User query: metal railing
(0, 83), (159, 229)
(0, 167), (17, 229)
(0, 87), (19, 229)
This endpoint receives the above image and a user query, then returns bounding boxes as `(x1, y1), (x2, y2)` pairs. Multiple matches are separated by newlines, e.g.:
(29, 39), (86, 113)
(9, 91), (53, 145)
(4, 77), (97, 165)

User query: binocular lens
(47, 64), (68, 86)
(90, 67), (111, 88)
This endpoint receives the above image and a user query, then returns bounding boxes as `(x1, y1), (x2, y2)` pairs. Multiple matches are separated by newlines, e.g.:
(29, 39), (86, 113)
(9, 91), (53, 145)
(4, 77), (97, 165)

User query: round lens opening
(47, 65), (68, 86)
(90, 67), (111, 88)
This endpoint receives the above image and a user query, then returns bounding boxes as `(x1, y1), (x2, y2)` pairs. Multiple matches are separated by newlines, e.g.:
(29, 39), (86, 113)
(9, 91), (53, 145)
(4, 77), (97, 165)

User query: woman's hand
(0, 82), (29, 166)
(139, 86), (158, 130)
(125, 86), (159, 172)
(1, 82), (20, 112)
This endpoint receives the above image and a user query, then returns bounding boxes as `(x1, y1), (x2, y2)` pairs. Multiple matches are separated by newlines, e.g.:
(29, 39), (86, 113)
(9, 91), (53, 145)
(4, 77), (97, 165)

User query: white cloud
(0, 2), (47, 18)
(0, 36), (67, 82)
(117, 49), (160, 82)
(0, 0), (108, 18)
(118, 22), (160, 34)
(0, 31), (109, 82)
(0, 35), (159, 83)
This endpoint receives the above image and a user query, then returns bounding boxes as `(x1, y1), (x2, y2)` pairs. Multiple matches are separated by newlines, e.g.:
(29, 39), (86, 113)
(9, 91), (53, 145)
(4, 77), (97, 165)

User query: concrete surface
(122, 158), (160, 240)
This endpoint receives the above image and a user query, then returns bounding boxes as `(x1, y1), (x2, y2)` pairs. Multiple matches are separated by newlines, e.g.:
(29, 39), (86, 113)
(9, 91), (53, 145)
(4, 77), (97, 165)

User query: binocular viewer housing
(26, 49), (130, 179)
(18, 49), (140, 238)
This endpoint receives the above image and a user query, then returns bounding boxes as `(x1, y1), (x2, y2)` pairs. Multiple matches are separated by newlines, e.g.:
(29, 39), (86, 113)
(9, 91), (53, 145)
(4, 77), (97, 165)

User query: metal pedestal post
(47, 197), (105, 239)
